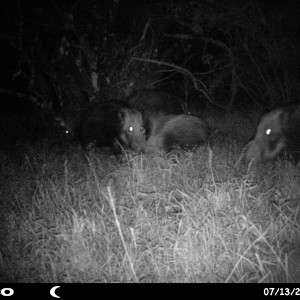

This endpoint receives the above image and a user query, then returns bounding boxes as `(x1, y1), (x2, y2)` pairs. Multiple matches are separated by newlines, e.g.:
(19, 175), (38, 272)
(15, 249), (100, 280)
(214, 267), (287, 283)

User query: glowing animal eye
(266, 128), (271, 135)
(129, 126), (133, 132)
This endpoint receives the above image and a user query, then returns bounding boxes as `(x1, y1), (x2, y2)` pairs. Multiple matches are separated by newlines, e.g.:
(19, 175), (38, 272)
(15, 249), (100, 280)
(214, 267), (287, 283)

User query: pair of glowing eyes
(65, 127), (144, 134)
(128, 126), (145, 133)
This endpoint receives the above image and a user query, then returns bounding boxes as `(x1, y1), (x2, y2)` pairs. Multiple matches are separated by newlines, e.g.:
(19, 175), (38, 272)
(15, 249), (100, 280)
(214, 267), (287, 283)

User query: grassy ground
(0, 111), (299, 283)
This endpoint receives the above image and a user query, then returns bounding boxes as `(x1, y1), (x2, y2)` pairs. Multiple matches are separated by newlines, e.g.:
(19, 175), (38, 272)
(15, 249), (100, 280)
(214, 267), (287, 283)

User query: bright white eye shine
(129, 126), (133, 132)
(266, 128), (271, 135)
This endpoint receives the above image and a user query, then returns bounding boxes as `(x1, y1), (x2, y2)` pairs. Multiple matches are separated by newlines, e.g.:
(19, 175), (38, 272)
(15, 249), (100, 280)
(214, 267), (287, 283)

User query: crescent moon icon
(50, 286), (61, 299)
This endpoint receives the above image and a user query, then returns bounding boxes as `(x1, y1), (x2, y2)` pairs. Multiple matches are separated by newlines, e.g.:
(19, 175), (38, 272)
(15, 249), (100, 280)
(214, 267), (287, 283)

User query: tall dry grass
(1, 113), (299, 283)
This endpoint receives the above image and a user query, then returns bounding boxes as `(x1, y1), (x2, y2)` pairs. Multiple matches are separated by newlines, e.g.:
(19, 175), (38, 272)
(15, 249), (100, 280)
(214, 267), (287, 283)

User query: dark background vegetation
(1, 0), (300, 283)
(0, 0), (299, 145)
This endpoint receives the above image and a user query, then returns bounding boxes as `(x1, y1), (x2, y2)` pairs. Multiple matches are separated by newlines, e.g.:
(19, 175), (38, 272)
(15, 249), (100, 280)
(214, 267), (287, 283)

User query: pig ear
(118, 111), (126, 122)
(280, 110), (290, 131)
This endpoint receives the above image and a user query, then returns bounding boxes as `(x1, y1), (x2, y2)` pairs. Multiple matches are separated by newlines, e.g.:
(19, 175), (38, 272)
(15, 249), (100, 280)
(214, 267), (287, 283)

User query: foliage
(0, 112), (299, 282)
(1, 0), (299, 140)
